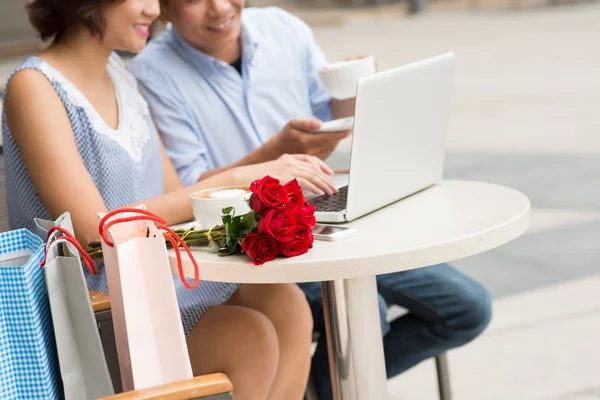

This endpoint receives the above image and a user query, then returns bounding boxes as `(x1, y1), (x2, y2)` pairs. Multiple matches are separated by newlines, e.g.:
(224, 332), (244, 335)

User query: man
(130, 1), (492, 398)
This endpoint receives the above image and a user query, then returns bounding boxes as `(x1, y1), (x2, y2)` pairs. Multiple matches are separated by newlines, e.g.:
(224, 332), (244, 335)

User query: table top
(169, 180), (530, 284)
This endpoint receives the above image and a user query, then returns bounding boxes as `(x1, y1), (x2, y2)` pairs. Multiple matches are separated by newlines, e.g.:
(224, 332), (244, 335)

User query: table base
(321, 276), (388, 400)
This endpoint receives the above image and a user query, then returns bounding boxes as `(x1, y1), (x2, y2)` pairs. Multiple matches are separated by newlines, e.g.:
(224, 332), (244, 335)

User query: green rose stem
(85, 225), (228, 260)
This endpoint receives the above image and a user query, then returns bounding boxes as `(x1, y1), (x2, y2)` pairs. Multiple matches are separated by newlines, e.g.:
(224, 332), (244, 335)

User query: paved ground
(1, 2), (599, 398)
(303, 2), (600, 399)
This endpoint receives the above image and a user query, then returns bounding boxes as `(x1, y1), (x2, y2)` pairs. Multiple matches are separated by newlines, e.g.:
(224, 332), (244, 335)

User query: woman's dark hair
(27, 0), (124, 43)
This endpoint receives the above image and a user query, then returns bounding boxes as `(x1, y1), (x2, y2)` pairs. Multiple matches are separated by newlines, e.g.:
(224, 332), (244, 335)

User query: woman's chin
(113, 39), (147, 55)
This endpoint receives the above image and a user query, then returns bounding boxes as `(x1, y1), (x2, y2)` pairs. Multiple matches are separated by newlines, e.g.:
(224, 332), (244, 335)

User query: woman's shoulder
(4, 57), (61, 115)
(5, 54), (90, 117)
(5, 56), (50, 93)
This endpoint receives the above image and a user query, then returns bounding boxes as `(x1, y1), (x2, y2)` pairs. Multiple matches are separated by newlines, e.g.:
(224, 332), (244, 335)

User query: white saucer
(314, 117), (354, 133)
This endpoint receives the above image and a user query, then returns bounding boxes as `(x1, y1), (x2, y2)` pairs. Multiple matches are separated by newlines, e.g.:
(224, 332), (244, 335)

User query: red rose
(279, 234), (311, 258)
(258, 209), (297, 242)
(241, 233), (279, 266)
(297, 203), (317, 228)
(297, 226), (315, 249)
(282, 179), (304, 216)
(249, 176), (289, 214)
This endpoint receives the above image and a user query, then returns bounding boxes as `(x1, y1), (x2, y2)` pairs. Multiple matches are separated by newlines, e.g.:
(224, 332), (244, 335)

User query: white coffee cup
(319, 56), (377, 100)
(190, 186), (252, 229)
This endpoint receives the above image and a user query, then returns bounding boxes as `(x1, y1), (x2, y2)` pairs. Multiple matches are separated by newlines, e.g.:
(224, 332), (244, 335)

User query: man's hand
(346, 54), (378, 72)
(331, 55), (379, 120)
(268, 118), (351, 161)
(199, 118), (350, 181)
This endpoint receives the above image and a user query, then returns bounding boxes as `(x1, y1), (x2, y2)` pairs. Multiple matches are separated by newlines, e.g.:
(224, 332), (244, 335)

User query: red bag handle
(98, 208), (200, 289)
(41, 226), (98, 275)
(99, 208), (167, 247)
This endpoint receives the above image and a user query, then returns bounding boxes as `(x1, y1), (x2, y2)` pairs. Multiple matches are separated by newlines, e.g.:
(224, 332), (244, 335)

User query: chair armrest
(90, 290), (111, 312)
(97, 373), (233, 400)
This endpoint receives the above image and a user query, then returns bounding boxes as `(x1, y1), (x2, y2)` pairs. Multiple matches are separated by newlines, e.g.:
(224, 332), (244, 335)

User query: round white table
(169, 180), (530, 400)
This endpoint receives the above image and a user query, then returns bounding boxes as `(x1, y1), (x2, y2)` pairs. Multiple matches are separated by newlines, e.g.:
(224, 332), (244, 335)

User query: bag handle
(45, 225), (75, 254)
(98, 208), (200, 289)
(41, 226), (98, 275)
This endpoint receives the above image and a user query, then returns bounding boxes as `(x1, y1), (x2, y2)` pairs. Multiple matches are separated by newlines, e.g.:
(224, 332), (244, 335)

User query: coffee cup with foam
(190, 186), (252, 229)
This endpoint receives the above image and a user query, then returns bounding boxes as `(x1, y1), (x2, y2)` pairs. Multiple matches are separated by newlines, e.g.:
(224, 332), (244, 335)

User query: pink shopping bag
(98, 205), (199, 392)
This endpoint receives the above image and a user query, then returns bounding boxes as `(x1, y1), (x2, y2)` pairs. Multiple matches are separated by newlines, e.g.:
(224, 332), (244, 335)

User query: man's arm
(330, 56), (376, 119)
(331, 98), (356, 120)
(299, 12), (357, 132)
(137, 69), (349, 182)
(199, 119), (349, 180)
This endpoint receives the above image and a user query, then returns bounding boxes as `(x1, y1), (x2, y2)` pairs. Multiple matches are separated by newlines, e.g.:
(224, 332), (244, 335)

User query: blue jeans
(298, 263), (492, 400)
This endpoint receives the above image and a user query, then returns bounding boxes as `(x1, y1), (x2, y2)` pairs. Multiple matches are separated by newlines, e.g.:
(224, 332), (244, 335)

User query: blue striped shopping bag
(0, 229), (62, 400)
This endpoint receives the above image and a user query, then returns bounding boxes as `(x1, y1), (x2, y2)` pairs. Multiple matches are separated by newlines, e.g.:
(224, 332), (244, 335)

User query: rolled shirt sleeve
(274, 9), (333, 122)
(306, 34), (333, 122)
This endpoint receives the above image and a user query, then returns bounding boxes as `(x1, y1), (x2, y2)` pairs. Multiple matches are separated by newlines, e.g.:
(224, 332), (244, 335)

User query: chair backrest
(0, 150), (10, 233)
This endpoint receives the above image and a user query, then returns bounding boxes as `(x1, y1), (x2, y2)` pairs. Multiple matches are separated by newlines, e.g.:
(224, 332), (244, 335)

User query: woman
(2, 1), (336, 399)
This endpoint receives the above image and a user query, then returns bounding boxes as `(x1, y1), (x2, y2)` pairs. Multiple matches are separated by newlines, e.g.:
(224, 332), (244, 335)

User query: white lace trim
(38, 53), (150, 162)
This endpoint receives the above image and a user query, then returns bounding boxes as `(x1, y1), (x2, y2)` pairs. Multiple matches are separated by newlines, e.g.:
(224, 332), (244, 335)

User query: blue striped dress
(1, 54), (239, 336)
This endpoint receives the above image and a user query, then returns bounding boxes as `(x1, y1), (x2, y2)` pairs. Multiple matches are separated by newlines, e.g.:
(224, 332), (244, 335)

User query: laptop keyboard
(309, 186), (348, 212)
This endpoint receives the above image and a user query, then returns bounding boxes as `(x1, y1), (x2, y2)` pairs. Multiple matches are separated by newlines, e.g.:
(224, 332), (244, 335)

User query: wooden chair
(90, 292), (234, 400)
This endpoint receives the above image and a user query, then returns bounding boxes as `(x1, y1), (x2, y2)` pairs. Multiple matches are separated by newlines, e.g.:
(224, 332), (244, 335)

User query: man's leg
(298, 282), (390, 400)
(377, 263), (492, 378)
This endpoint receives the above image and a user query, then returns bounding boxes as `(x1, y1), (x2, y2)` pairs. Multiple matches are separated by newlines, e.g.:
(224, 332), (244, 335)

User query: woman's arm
(6, 70), (110, 246)
(5, 70), (238, 245)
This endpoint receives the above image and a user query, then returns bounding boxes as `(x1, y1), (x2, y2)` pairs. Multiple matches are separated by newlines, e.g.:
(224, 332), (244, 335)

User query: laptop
(310, 53), (455, 223)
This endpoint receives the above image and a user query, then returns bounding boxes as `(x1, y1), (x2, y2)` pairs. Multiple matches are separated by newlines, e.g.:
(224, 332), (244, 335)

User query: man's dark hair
(27, 0), (124, 43)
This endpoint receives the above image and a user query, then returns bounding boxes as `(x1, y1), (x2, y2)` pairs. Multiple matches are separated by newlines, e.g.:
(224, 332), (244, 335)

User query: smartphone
(313, 224), (357, 241)
(312, 117), (354, 133)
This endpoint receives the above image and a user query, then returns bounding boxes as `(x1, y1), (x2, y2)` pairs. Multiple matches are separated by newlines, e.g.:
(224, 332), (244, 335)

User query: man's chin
(205, 33), (240, 48)
(206, 27), (240, 41)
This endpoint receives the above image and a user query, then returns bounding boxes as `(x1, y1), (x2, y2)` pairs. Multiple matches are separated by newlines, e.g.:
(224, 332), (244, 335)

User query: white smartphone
(312, 117), (354, 133)
(313, 224), (357, 241)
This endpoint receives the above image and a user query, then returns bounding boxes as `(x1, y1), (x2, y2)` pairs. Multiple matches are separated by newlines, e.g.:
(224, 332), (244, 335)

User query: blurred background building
(0, 1), (42, 58)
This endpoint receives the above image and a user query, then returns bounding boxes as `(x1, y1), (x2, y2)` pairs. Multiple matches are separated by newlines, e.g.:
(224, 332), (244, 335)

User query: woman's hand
(241, 154), (338, 196)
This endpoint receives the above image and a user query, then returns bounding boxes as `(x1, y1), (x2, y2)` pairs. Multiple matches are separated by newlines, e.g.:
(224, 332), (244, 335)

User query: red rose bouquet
(87, 176), (317, 266)
(240, 176), (316, 265)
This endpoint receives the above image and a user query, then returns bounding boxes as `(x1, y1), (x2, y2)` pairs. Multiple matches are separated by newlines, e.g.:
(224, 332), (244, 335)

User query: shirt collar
(240, 15), (259, 64)
(169, 14), (260, 73)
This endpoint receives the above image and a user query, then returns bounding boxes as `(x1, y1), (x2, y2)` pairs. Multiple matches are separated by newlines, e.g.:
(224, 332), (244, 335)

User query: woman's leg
(228, 283), (314, 400)
(186, 304), (280, 400)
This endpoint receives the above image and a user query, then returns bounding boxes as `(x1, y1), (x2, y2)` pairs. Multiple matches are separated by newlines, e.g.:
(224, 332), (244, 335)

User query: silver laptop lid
(345, 53), (455, 222)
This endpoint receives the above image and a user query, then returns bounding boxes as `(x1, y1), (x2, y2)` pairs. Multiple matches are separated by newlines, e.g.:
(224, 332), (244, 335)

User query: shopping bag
(98, 205), (200, 391)
(0, 229), (61, 399)
(36, 212), (115, 399)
